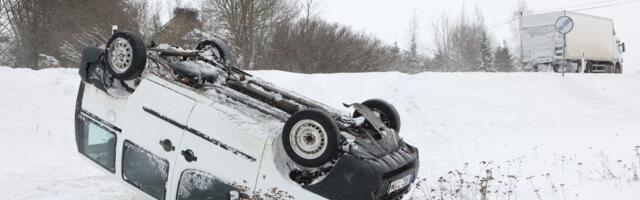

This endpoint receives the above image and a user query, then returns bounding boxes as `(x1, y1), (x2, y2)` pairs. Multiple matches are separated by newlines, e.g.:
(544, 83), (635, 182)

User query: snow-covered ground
(1, 67), (639, 199)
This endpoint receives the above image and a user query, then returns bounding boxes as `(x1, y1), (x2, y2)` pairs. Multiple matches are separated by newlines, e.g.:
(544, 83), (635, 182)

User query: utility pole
(519, 10), (524, 71)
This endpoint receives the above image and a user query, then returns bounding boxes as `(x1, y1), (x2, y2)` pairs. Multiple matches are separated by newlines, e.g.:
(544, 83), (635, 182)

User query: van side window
(80, 119), (116, 172)
(177, 169), (236, 200)
(122, 141), (169, 200)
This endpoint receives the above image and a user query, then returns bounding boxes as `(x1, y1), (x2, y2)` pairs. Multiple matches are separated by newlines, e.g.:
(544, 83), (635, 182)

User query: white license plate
(388, 174), (413, 194)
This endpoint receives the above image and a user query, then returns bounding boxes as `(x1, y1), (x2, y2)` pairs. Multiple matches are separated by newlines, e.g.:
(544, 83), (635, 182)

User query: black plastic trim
(79, 110), (122, 133)
(75, 82), (86, 153)
(302, 144), (420, 200)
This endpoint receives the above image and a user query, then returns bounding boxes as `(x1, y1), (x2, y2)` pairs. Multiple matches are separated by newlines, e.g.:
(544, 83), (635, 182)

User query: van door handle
(159, 139), (175, 152)
(182, 149), (198, 162)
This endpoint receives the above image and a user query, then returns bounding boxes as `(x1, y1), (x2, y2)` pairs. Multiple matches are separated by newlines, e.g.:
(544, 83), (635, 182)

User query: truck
(521, 11), (626, 73)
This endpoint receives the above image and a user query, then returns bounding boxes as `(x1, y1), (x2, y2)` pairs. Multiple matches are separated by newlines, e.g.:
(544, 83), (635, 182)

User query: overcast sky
(164, 0), (640, 73)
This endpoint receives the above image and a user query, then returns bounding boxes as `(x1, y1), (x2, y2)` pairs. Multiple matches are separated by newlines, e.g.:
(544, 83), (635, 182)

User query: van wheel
(283, 109), (340, 168)
(353, 99), (401, 133)
(106, 31), (147, 80)
(196, 39), (230, 65)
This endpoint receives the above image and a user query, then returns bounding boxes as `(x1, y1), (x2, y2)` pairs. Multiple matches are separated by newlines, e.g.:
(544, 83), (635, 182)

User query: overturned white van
(74, 30), (419, 200)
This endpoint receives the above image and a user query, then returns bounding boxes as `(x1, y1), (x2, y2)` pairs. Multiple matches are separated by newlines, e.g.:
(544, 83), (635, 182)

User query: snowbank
(1, 67), (639, 199)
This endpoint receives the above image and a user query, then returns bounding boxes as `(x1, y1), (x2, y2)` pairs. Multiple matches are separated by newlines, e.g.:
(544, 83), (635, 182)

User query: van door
(170, 102), (268, 199)
(76, 82), (127, 175)
(120, 79), (196, 200)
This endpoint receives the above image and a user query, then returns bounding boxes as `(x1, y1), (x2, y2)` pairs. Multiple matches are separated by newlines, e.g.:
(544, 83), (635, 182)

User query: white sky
(162, 0), (640, 73)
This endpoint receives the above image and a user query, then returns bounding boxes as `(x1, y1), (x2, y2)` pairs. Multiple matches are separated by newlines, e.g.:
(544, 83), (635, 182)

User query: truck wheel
(552, 64), (559, 73)
(353, 99), (401, 133)
(283, 109), (340, 168)
(106, 31), (147, 80)
(615, 63), (622, 74)
(196, 39), (231, 65)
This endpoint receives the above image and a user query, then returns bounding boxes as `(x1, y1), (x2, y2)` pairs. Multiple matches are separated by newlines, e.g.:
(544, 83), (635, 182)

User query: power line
(488, 18), (517, 30)
(487, 0), (640, 30)
(535, 0), (628, 13)
(572, 0), (640, 11)
(489, 0), (625, 27)
(488, 17), (516, 28)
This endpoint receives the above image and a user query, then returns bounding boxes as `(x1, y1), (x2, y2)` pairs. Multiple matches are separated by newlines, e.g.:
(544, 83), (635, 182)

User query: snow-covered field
(1, 67), (639, 199)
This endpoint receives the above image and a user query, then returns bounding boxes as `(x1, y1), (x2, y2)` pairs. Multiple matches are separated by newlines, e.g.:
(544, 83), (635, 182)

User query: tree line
(0, 0), (518, 73)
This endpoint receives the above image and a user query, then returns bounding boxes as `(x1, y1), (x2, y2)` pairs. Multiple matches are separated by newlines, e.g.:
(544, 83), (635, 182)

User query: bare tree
(136, 0), (163, 41)
(300, 0), (319, 21)
(431, 6), (488, 72)
(1, 0), (52, 68)
(202, 0), (299, 69)
(0, 5), (14, 66)
(451, 7), (486, 71)
(2, 0), (144, 68)
(431, 14), (453, 72)
(262, 18), (396, 73)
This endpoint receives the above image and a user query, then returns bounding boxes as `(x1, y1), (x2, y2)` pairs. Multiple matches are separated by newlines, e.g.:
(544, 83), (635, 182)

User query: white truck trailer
(521, 11), (626, 73)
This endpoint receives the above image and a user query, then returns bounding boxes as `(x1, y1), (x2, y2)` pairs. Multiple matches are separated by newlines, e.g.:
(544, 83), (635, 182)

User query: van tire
(353, 99), (401, 133)
(283, 109), (340, 168)
(196, 39), (231, 65)
(105, 31), (147, 80)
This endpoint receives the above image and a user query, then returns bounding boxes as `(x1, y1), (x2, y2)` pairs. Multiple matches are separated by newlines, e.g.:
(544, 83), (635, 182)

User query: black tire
(585, 62), (593, 73)
(282, 109), (340, 168)
(105, 31), (147, 80)
(353, 99), (401, 133)
(196, 38), (231, 65)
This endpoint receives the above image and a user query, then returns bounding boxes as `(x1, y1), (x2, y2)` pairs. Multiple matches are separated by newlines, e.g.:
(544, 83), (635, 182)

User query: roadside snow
(1, 67), (639, 199)
(0, 67), (145, 199)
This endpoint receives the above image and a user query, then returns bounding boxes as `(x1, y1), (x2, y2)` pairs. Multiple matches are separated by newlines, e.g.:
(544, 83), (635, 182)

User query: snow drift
(1, 67), (639, 199)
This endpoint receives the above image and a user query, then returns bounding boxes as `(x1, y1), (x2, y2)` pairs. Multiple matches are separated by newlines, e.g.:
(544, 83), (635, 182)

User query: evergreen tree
(405, 10), (421, 73)
(494, 41), (514, 72)
(479, 31), (493, 72)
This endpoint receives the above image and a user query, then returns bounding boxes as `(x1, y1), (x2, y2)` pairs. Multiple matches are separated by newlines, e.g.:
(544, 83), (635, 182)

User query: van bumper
(304, 144), (419, 200)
